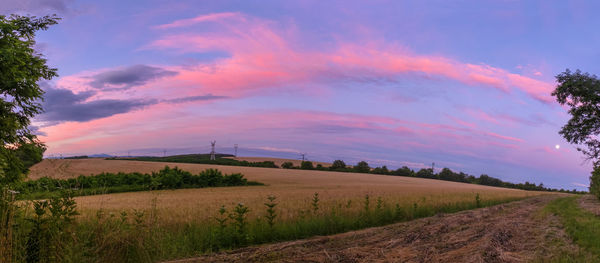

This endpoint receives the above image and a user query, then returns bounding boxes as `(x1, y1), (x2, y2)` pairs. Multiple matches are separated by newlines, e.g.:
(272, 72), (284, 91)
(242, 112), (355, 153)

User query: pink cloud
(484, 131), (524, 143)
(144, 13), (556, 103)
(154, 12), (241, 29)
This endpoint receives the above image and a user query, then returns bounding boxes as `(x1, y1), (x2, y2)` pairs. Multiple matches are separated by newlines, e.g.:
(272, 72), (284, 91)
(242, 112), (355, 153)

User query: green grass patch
(543, 196), (600, 261)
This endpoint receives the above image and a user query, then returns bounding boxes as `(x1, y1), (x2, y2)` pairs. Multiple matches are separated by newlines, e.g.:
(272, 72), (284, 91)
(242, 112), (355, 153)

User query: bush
(590, 166), (600, 199)
(330, 160), (346, 170)
(14, 166), (260, 199)
(353, 161), (370, 173)
(300, 161), (314, 170)
(281, 162), (294, 169)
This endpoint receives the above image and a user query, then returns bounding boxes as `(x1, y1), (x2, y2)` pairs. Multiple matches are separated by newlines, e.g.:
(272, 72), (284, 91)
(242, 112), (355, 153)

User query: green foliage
(300, 161), (314, 170)
(0, 15), (58, 184)
(590, 167), (600, 199)
(229, 203), (250, 245)
(553, 69), (600, 165)
(353, 161), (370, 173)
(544, 197), (600, 259)
(475, 193), (481, 208)
(3, 192), (526, 262)
(392, 166), (414, 177)
(114, 154), (278, 168)
(0, 188), (17, 261)
(281, 162), (294, 169)
(363, 194), (370, 214)
(14, 166), (262, 199)
(24, 193), (78, 263)
(311, 192), (320, 214)
(415, 168), (436, 179)
(0, 14), (58, 262)
(264, 196), (277, 230)
(330, 160), (346, 170)
(0, 15), (58, 144)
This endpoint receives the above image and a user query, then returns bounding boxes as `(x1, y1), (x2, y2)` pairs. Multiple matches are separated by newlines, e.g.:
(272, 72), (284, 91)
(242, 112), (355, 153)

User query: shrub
(353, 161), (370, 173)
(300, 161), (314, 170)
(15, 167), (260, 199)
(590, 166), (600, 199)
(330, 160), (346, 170)
(281, 162), (294, 169)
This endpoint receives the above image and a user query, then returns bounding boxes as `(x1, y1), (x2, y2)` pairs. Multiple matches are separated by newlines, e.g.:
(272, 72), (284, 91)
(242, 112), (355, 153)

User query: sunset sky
(4, 0), (600, 190)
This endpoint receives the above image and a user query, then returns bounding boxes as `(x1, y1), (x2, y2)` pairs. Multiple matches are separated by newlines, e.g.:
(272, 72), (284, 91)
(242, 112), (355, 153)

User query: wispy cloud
(145, 12), (556, 103)
(154, 12), (241, 29)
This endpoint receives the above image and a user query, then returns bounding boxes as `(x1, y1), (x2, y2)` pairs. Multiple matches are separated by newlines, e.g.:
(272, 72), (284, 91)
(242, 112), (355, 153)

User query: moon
(555, 144), (560, 150)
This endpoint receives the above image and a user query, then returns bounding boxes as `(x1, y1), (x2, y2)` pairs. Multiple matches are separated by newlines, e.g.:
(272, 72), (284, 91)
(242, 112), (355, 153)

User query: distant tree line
(110, 154), (583, 194)
(281, 160), (584, 194)
(111, 154), (278, 168)
(63, 155), (88, 159)
(13, 166), (263, 199)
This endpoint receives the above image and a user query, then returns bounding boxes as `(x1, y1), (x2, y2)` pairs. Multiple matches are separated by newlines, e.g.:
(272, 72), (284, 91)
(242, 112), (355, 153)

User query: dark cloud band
(38, 86), (227, 123)
(89, 65), (177, 90)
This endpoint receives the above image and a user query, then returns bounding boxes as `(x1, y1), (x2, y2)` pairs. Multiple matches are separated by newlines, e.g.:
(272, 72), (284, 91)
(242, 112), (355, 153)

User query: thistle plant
(311, 193), (320, 214)
(264, 195), (277, 229)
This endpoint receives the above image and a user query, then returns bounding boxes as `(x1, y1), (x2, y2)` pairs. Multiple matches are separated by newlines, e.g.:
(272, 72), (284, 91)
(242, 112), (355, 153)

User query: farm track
(168, 195), (575, 263)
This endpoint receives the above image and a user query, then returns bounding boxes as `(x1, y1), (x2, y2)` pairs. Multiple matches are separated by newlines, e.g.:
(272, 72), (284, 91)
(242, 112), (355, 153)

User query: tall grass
(1, 190), (529, 262)
(65, 192), (523, 262)
(0, 188), (16, 262)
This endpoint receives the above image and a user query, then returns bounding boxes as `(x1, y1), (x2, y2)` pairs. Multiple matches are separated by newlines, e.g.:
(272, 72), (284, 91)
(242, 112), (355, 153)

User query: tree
(0, 15), (58, 184)
(438, 168), (455, 181)
(330, 160), (346, 170)
(553, 69), (600, 165)
(415, 168), (435, 179)
(392, 166), (414, 177)
(552, 69), (600, 197)
(300, 161), (314, 170)
(591, 167), (600, 198)
(281, 162), (294, 169)
(353, 161), (370, 173)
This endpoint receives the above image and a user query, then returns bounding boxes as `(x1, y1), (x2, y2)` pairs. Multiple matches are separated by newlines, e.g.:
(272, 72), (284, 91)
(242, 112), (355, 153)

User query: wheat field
(28, 158), (545, 223)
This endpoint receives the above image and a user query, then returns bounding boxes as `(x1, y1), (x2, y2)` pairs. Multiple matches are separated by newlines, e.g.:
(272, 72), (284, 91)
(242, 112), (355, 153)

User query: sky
(3, 0), (600, 190)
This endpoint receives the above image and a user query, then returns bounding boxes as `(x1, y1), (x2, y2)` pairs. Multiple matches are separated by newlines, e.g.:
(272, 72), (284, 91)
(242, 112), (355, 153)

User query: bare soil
(167, 195), (575, 263)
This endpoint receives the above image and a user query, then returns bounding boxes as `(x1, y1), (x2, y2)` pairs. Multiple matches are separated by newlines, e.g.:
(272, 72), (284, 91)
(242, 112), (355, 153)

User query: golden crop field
(29, 158), (545, 224)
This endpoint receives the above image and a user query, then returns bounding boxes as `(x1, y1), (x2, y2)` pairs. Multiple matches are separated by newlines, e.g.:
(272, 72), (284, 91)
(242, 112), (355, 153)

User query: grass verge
(543, 196), (599, 262)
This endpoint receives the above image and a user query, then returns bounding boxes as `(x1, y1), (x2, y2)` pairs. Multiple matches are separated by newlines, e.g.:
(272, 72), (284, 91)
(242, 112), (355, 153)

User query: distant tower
(301, 153), (306, 162)
(210, 141), (216, 160)
(234, 144), (238, 157)
(163, 149), (167, 157)
(431, 162), (435, 171)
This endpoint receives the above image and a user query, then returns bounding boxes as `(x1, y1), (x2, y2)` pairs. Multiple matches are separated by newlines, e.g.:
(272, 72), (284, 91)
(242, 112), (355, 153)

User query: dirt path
(168, 195), (576, 263)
